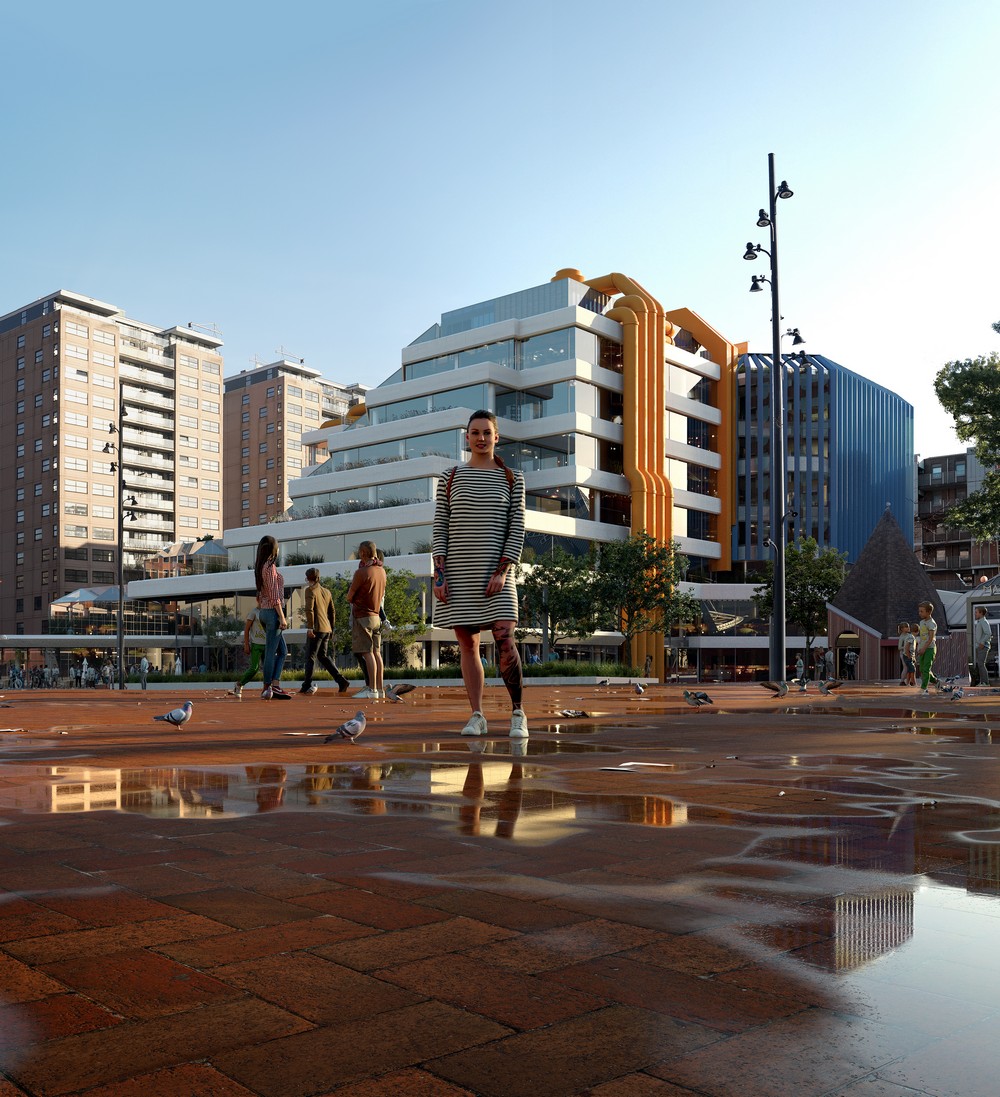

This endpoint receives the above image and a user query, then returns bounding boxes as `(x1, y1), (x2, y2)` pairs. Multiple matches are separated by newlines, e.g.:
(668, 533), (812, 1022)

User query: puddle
(382, 739), (623, 756)
(0, 760), (687, 840)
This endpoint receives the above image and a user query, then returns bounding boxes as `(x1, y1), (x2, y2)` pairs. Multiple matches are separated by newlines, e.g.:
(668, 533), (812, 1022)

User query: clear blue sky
(5, 0), (999, 457)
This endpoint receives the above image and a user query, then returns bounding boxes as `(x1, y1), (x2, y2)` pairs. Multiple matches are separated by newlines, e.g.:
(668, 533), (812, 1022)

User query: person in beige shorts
(347, 540), (386, 699)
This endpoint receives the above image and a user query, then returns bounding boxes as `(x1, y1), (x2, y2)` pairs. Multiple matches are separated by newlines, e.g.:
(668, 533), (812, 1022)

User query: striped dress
(432, 464), (526, 629)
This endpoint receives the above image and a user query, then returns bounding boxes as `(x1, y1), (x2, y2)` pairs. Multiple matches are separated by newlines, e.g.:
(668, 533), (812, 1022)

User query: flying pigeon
(153, 701), (193, 726)
(760, 681), (788, 697)
(324, 711), (366, 743)
(683, 690), (712, 707)
(791, 678), (808, 693)
(633, 682), (645, 695)
(385, 683), (416, 703)
(818, 679), (842, 695)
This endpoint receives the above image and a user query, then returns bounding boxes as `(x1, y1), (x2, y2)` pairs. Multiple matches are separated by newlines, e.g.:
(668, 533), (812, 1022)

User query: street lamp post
(106, 382), (137, 690)
(744, 152), (796, 682)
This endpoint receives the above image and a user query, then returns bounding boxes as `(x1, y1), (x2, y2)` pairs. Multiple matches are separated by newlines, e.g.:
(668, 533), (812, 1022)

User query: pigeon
(760, 681), (788, 697)
(950, 687), (965, 700)
(153, 701), (193, 726)
(558, 709), (591, 718)
(324, 711), (366, 743)
(792, 677), (808, 693)
(597, 678), (610, 686)
(818, 679), (842, 695)
(633, 682), (645, 695)
(683, 690), (712, 707)
(385, 683), (416, 703)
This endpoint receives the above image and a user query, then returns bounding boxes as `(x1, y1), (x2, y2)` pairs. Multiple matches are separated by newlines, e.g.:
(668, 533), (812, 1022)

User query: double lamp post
(743, 153), (802, 682)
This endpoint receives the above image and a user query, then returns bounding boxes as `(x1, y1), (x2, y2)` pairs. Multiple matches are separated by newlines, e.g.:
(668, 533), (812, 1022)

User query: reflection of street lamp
(744, 153), (796, 681)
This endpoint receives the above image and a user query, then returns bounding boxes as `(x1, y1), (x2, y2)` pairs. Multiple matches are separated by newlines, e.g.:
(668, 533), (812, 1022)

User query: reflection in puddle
(0, 760), (686, 843)
(383, 739), (623, 755)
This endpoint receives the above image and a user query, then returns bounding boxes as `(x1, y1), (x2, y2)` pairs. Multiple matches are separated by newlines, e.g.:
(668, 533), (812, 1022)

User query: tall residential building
(222, 359), (366, 530)
(915, 449), (998, 590)
(0, 289), (224, 636)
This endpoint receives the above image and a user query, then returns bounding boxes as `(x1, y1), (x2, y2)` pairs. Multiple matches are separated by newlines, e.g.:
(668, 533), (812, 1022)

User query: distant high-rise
(222, 360), (366, 530)
(0, 289), (225, 635)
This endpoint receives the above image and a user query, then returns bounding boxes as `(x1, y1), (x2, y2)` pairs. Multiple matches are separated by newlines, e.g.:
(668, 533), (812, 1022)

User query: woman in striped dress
(432, 411), (527, 738)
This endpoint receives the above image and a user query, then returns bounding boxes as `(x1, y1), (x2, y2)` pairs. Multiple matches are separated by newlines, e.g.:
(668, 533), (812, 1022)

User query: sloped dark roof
(830, 507), (948, 638)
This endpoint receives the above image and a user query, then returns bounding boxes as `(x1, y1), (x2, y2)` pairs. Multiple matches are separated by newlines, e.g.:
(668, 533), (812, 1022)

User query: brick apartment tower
(222, 359), (365, 531)
(0, 290), (224, 636)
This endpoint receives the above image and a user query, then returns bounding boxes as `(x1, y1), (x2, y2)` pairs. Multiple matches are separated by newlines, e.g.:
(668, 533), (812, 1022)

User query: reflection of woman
(254, 535), (291, 700)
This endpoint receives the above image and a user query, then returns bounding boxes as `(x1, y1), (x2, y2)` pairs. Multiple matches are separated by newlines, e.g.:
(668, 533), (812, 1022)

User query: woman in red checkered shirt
(254, 534), (291, 700)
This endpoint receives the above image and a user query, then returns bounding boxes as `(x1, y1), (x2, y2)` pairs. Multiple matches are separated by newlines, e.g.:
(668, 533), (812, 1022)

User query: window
(265, 458), (275, 469)
(34, 349), (43, 363)
(65, 411), (88, 427)
(92, 394), (114, 410)
(34, 483), (42, 496)
(181, 475), (198, 488)
(203, 478), (219, 491)
(242, 464), (250, 475)
(241, 411), (250, 423)
(92, 483), (114, 497)
(242, 430), (249, 440)
(242, 500), (249, 510)
(16, 334), (25, 348)
(34, 439), (42, 452)
(178, 454), (199, 468)
(93, 352), (114, 368)
(65, 568), (89, 583)
(34, 394), (42, 408)
(179, 354), (198, 367)
(93, 329), (115, 346)
(179, 414), (198, 429)
(65, 388), (88, 404)
(202, 458), (219, 471)
(64, 503), (88, 516)
(34, 528), (43, 541)
(259, 478), (268, 489)
(92, 548), (114, 562)
(65, 480), (88, 494)
(201, 439), (219, 452)
(16, 509), (24, 523)
(16, 444), (24, 458)
(180, 394), (199, 408)
(259, 442), (267, 453)
(179, 515), (199, 528)
(201, 360), (221, 374)
(93, 505), (113, 518)
(180, 374), (199, 389)
(202, 518), (219, 530)
(242, 482), (250, 492)
(266, 423), (275, 434)
(241, 447), (249, 457)
(16, 377), (24, 392)
(65, 320), (89, 338)
(65, 344), (89, 361)
(202, 420), (219, 433)
(201, 380), (219, 394)
(65, 546), (88, 560)
(16, 400), (24, 414)
(259, 406), (268, 418)
(94, 527), (115, 540)
(242, 393), (250, 405)
(266, 494), (275, 505)
(202, 399), (219, 413)
(202, 499), (218, 510)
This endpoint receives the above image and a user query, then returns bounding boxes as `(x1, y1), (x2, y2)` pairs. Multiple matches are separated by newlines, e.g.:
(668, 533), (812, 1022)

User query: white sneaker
(509, 709), (529, 738)
(228, 686), (242, 699)
(354, 687), (378, 699)
(461, 711), (488, 736)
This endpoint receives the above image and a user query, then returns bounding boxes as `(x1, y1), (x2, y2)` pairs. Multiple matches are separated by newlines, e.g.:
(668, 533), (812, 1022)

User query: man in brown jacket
(300, 568), (350, 695)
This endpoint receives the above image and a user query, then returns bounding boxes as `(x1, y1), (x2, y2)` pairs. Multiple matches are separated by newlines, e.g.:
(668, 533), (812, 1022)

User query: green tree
(517, 548), (598, 654)
(592, 532), (699, 667)
(753, 536), (847, 662)
(201, 606), (244, 671)
(934, 348), (1000, 536)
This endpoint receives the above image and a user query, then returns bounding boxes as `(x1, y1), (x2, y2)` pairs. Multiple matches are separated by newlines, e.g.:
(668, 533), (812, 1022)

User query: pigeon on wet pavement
(153, 701), (193, 726)
(633, 682), (645, 695)
(324, 711), (366, 743)
(818, 680), (842, 695)
(760, 681), (788, 697)
(385, 683), (416, 703)
(683, 690), (712, 707)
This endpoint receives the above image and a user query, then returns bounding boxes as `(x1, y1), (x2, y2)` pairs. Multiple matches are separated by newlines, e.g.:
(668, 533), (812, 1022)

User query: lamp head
(756, 209), (771, 228)
(102, 442), (112, 453)
(785, 327), (805, 346)
(743, 243), (760, 261)
(108, 423), (117, 434)
(777, 180), (793, 200)
(749, 275), (767, 293)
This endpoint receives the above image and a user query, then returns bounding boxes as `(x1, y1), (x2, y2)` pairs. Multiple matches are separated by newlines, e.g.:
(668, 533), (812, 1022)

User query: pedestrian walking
(915, 602), (938, 695)
(898, 623), (916, 686)
(432, 410), (527, 739)
(301, 568), (350, 695)
(229, 605), (267, 699)
(973, 605), (992, 686)
(254, 534), (291, 700)
(347, 542), (386, 699)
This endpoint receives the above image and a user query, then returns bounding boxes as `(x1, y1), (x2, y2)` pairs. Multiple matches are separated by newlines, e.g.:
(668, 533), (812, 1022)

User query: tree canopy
(517, 547), (598, 653)
(753, 536), (846, 658)
(592, 532), (699, 666)
(934, 349), (1000, 537)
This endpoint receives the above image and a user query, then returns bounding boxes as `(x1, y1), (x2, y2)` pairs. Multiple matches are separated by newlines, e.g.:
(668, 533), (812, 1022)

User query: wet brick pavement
(1, 681), (999, 1095)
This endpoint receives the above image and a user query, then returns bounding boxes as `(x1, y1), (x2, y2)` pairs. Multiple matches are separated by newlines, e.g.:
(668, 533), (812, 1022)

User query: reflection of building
(0, 289), (224, 636)
(0, 766), (122, 813)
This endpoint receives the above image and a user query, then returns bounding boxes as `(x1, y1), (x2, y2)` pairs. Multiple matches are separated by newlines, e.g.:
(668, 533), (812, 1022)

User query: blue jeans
(259, 608), (287, 685)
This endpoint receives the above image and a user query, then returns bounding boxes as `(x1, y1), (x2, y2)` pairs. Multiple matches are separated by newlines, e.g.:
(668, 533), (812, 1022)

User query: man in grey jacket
(973, 605), (992, 686)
